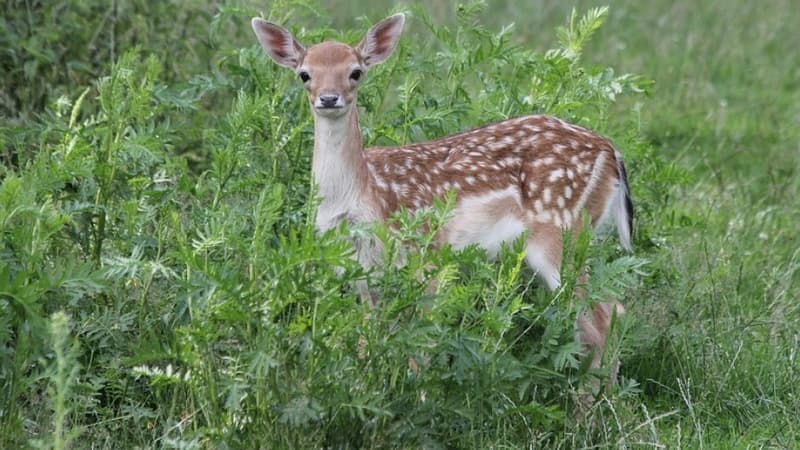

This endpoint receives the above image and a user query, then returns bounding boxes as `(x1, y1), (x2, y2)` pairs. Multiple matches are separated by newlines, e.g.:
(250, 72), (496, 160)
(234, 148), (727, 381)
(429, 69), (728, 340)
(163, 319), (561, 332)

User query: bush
(1, 1), (669, 447)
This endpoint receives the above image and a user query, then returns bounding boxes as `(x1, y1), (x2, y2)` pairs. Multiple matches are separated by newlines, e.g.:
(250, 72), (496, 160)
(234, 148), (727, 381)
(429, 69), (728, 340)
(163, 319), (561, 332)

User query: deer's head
(252, 14), (405, 119)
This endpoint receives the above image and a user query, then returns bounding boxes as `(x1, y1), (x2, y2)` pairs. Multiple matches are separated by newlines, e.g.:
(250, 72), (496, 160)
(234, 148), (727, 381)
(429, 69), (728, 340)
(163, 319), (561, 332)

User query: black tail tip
(618, 158), (634, 239)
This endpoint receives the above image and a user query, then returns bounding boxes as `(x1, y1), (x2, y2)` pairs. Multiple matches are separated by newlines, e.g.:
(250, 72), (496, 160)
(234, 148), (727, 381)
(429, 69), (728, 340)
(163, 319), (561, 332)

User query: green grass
(1, 0), (799, 448)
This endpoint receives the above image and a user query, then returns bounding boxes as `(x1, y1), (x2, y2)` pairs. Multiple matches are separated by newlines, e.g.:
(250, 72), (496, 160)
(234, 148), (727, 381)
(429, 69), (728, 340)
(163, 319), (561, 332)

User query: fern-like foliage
(0, 2), (674, 448)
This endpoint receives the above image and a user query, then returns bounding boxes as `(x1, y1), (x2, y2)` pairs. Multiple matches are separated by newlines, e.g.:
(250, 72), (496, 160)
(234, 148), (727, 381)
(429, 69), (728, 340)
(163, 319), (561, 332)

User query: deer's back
(365, 115), (621, 228)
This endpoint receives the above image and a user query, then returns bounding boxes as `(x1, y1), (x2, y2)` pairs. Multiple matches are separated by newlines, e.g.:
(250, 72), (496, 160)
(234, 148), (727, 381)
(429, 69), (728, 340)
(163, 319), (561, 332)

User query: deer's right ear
(251, 18), (305, 69)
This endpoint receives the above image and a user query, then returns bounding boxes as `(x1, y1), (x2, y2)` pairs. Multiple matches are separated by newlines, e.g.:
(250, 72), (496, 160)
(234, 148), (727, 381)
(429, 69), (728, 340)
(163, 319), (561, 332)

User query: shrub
(1, 1), (668, 447)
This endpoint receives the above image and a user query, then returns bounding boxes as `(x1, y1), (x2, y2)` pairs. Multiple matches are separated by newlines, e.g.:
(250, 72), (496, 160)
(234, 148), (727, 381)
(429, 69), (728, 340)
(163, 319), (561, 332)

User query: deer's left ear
(356, 13), (405, 68)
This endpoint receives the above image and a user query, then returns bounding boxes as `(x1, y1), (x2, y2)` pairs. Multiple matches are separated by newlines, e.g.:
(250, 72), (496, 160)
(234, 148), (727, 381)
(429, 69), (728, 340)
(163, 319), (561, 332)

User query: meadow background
(1, 0), (798, 448)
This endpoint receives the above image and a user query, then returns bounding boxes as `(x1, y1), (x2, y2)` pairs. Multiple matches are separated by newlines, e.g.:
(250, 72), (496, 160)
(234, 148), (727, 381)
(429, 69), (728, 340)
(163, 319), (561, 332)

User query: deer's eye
(349, 69), (363, 81)
(298, 71), (310, 83)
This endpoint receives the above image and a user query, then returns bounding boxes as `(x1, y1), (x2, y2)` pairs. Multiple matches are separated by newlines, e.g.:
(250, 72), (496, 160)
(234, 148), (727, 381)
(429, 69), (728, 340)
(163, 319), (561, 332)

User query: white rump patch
(572, 152), (605, 218)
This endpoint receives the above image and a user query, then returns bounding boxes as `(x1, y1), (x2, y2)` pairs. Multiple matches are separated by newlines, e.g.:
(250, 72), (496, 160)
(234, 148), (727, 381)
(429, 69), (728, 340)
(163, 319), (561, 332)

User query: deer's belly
(445, 213), (527, 257)
(442, 187), (528, 257)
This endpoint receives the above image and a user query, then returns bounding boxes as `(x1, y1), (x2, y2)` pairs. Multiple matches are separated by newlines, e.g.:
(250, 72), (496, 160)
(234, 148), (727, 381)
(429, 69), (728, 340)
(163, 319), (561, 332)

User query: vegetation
(1, 0), (797, 448)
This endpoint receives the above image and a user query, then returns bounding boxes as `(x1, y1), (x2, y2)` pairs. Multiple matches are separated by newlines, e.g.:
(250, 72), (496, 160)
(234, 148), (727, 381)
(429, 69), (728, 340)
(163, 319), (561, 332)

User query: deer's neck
(312, 109), (377, 230)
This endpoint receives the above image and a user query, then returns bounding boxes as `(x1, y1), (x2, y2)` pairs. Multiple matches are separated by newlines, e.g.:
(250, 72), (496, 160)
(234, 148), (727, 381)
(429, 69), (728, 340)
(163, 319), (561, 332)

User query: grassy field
(1, 0), (798, 448)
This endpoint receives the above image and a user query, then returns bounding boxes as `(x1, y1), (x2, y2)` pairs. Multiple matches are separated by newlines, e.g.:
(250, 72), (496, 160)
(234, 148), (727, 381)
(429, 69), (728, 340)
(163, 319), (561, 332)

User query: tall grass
(2, 0), (798, 448)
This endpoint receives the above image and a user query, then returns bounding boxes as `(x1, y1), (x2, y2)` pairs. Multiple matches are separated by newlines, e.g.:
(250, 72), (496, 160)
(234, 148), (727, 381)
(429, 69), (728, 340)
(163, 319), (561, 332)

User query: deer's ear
(251, 18), (306, 69)
(356, 13), (405, 67)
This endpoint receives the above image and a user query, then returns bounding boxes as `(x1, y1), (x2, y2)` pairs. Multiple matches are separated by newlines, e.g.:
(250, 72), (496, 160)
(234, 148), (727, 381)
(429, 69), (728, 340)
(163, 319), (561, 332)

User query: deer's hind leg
(524, 224), (563, 291)
(524, 224), (624, 377)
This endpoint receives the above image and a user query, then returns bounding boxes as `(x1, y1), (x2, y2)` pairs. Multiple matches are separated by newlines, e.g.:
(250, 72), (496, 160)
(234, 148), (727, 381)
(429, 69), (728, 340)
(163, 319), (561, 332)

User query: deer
(251, 13), (633, 382)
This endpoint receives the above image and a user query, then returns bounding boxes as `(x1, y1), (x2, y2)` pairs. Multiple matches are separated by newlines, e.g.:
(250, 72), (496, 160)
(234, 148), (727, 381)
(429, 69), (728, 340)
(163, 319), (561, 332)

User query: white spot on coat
(548, 168), (564, 182)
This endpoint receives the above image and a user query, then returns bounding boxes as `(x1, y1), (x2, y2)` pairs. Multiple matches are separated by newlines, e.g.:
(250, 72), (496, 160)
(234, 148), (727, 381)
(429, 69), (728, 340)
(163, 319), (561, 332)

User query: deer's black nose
(319, 94), (339, 108)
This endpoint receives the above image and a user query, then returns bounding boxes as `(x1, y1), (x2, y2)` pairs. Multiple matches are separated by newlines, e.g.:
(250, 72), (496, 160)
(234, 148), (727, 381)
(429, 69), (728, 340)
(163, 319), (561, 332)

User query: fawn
(252, 13), (632, 376)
